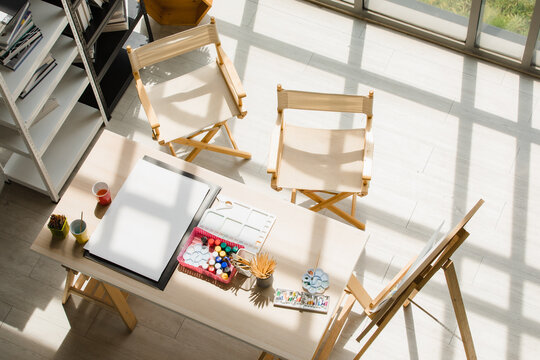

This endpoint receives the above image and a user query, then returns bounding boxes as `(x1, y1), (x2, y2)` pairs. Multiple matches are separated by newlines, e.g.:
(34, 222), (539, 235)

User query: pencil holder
(49, 219), (69, 239)
(48, 215), (69, 239)
(255, 274), (274, 288)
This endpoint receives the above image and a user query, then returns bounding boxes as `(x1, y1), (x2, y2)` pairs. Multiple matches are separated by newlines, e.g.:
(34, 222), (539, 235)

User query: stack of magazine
(20, 53), (56, 98)
(0, 0), (42, 71)
(104, 0), (128, 32)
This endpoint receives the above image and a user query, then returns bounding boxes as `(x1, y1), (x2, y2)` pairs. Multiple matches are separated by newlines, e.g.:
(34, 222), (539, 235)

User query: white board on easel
(85, 158), (211, 282)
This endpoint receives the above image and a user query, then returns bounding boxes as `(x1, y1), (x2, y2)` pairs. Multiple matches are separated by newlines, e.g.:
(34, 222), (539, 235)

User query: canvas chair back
(277, 88), (373, 117)
(128, 22), (220, 73)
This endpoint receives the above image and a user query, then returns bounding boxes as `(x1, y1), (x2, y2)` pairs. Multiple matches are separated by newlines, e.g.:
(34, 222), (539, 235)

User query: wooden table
(31, 130), (368, 360)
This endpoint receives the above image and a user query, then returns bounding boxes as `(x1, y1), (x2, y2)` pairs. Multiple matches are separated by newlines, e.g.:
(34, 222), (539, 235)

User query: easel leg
(354, 299), (404, 360)
(319, 293), (356, 360)
(444, 261), (477, 360)
(403, 289), (418, 308)
(102, 283), (138, 331)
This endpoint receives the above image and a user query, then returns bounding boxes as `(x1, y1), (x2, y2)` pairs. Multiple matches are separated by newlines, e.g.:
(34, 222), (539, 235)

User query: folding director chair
(267, 85), (374, 230)
(127, 18), (251, 162)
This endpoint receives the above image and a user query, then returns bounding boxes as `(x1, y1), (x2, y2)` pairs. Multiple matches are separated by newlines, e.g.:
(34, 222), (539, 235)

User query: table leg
(103, 282), (138, 331)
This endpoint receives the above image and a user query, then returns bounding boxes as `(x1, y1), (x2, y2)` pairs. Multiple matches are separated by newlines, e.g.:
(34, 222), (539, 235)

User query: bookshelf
(0, 0), (105, 202)
(64, 0), (153, 118)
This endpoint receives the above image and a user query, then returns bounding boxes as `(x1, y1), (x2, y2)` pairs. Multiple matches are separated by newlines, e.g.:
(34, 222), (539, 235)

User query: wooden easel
(317, 199), (484, 360)
(62, 267), (137, 331)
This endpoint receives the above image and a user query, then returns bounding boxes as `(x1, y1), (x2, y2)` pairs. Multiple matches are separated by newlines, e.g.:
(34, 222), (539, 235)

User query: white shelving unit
(0, 0), (106, 202)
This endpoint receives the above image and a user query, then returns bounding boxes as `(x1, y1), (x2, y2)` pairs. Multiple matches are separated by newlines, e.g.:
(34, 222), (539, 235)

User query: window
(365, 0), (471, 41)
(477, 0), (535, 59)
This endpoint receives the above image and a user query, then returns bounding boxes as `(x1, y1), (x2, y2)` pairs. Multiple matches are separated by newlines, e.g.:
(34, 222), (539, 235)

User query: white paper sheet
(85, 159), (210, 281)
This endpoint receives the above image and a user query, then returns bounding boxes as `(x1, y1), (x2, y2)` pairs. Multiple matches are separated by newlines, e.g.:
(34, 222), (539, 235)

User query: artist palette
(302, 268), (330, 294)
(198, 196), (276, 253)
(182, 243), (212, 267)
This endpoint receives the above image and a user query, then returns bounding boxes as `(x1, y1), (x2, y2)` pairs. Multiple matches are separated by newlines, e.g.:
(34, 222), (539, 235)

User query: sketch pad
(84, 156), (220, 289)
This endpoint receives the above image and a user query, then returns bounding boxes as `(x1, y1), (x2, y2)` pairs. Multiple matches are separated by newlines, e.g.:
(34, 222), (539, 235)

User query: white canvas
(85, 158), (210, 281)
(371, 221), (445, 313)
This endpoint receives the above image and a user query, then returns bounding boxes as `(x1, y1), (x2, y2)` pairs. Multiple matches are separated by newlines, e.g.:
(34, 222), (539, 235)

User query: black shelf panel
(83, 0), (122, 48)
(99, 50), (132, 114)
(79, 84), (99, 109)
(66, 0), (153, 118)
(94, 1), (144, 80)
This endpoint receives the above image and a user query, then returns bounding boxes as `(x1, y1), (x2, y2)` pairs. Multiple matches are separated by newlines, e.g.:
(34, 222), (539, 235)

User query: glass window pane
(365, 0), (471, 41)
(477, 0), (534, 60)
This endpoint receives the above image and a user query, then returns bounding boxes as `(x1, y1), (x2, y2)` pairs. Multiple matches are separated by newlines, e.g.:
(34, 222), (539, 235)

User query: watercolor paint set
(273, 288), (329, 313)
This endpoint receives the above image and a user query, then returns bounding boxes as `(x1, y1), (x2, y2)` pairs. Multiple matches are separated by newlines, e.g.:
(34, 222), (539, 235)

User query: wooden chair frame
(317, 199), (484, 360)
(127, 18), (251, 162)
(267, 85), (374, 230)
(62, 266), (137, 331)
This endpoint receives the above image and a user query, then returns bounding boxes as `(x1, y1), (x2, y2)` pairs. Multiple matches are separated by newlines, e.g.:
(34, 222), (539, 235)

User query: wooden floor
(2, 0), (540, 359)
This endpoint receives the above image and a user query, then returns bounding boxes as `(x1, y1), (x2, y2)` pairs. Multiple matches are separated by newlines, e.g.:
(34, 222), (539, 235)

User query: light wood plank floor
(2, 0), (540, 359)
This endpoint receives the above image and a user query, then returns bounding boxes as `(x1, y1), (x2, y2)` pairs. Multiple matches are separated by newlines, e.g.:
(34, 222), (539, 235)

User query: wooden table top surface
(31, 130), (368, 360)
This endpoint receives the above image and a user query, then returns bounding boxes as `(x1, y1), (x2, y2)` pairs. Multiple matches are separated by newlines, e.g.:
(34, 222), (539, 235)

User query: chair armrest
(134, 75), (163, 142)
(362, 128), (374, 181)
(216, 45), (246, 99)
(134, 77), (160, 130)
(267, 113), (284, 175)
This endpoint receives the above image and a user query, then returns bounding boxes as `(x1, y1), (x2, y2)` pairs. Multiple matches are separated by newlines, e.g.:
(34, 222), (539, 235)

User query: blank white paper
(85, 158), (210, 281)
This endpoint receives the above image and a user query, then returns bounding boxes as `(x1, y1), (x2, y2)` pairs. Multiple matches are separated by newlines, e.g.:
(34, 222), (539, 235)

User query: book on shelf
(89, 0), (106, 7)
(0, 1), (42, 71)
(0, 0), (30, 46)
(20, 53), (56, 99)
(33, 97), (59, 125)
(103, 0), (128, 32)
(2, 31), (41, 71)
(76, 0), (93, 30)
(1, 24), (39, 63)
(74, 43), (95, 63)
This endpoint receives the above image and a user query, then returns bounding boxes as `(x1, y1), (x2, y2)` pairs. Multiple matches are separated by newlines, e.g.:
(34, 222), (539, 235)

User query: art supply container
(256, 274), (274, 288)
(92, 181), (112, 205)
(70, 219), (89, 244)
(48, 219), (69, 239)
(177, 227), (244, 284)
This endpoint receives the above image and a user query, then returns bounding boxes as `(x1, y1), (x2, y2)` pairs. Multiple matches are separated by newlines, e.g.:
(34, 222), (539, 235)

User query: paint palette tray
(198, 196), (276, 252)
(302, 268), (330, 294)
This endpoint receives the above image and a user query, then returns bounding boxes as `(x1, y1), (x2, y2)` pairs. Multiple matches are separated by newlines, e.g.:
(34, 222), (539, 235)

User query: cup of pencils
(70, 213), (89, 245)
(92, 181), (112, 205)
(250, 252), (277, 288)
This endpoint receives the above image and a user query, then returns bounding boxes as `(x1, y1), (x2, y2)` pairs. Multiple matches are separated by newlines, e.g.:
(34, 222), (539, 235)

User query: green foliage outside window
(419, 0), (534, 35)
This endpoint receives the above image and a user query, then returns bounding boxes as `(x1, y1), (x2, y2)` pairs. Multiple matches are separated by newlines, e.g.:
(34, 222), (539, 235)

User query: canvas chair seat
(145, 62), (240, 144)
(278, 124), (366, 193)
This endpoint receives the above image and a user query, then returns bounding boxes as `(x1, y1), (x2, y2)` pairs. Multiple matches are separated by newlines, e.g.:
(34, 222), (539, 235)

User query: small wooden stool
(62, 266), (137, 331)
